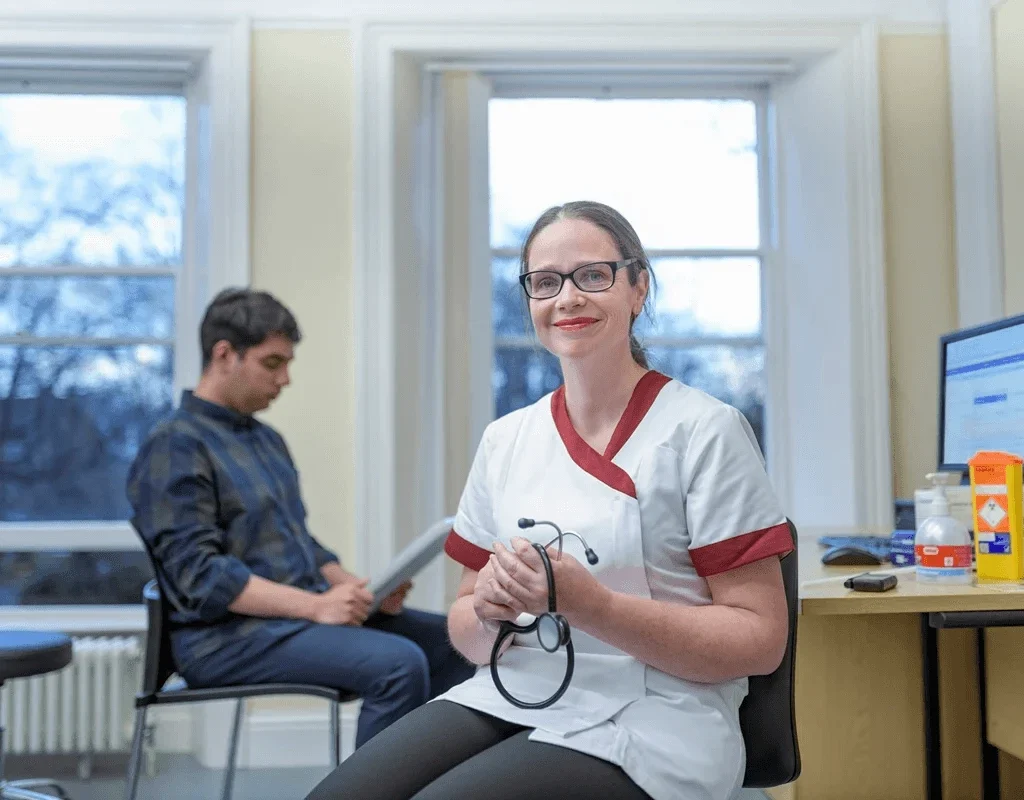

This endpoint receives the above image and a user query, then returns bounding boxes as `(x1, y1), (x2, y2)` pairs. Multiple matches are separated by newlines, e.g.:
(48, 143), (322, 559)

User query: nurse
(305, 200), (793, 800)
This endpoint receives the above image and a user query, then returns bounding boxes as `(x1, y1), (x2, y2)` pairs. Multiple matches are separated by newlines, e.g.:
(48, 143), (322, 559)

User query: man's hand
(378, 580), (413, 615)
(311, 578), (374, 626)
(320, 561), (361, 587)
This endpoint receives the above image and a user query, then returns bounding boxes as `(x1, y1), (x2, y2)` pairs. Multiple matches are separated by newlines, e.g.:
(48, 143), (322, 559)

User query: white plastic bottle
(915, 473), (973, 584)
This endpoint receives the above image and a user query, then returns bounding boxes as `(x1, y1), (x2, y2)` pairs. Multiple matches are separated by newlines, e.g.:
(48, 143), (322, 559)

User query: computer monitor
(939, 312), (1024, 473)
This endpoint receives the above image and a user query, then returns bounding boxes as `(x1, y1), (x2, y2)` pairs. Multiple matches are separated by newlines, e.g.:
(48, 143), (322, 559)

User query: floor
(5, 754), (328, 800)
(6, 754), (774, 799)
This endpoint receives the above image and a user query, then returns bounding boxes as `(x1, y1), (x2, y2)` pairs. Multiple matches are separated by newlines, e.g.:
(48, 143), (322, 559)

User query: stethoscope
(489, 518), (600, 709)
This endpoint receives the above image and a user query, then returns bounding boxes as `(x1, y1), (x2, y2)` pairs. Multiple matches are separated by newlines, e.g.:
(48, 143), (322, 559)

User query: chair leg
(221, 699), (245, 800)
(124, 707), (148, 800)
(1, 787), (63, 800)
(5, 781), (67, 799)
(329, 700), (340, 767)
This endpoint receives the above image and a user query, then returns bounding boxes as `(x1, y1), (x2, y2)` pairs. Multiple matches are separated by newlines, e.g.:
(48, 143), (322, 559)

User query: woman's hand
(490, 536), (609, 625)
(472, 557), (524, 632)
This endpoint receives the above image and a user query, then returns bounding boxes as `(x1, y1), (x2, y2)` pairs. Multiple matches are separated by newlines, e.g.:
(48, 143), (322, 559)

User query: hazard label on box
(979, 498), (1007, 529)
(975, 494), (1010, 533)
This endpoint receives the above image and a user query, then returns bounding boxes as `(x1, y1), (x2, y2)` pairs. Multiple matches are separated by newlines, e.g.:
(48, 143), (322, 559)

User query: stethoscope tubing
(490, 540), (574, 709)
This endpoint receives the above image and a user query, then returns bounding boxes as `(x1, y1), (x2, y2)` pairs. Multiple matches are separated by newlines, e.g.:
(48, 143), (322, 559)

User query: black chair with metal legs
(0, 632), (73, 800)
(125, 581), (358, 800)
(738, 519), (801, 789)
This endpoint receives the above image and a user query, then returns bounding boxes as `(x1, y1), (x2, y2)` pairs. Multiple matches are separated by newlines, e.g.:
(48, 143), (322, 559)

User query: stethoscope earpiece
(517, 518), (599, 566)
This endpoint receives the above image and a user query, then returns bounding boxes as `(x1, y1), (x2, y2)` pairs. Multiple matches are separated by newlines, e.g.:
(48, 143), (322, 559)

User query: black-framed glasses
(518, 259), (640, 300)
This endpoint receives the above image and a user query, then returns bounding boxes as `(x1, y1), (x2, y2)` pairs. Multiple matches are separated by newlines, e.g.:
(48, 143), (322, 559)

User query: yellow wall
(996, 0), (1024, 316)
(879, 34), (957, 498)
(249, 30), (356, 566)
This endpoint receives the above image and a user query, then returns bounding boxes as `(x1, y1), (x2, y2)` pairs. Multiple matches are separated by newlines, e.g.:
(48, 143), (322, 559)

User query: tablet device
(368, 516), (455, 613)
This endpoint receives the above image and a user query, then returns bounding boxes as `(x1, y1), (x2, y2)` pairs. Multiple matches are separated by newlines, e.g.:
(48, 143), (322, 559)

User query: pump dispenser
(915, 472), (973, 584)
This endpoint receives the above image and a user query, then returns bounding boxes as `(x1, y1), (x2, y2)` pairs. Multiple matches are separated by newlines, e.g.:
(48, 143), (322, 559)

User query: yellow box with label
(968, 451), (1024, 582)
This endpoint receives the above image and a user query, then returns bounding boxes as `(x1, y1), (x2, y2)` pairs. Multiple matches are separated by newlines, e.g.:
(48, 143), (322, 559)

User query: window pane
(494, 345), (562, 418)
(493, 255), (530, 337)
(635, 257), (761, 338)
(0, 550), (152, 606)
(0, 275), (174, 338)
(647, 345), (766, 453)
(489, 97), (759, 251)
(0, 345), (173, 521)
(0, 94), (186, 267)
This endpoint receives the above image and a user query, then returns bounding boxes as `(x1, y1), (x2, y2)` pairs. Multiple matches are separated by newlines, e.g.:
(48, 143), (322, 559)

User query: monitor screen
(940, 313), (1024, 472)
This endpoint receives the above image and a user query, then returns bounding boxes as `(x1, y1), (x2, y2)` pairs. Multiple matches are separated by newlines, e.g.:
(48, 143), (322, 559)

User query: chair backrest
(131, 521), (179, 698)
(139, 579), (178, 698)
(739, 519), (801, 788)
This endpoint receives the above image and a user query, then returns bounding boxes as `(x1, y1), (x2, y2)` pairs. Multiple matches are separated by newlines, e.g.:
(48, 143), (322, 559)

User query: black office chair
(0, 631), (73, 800)
(738, 519), (801, 788)
(125, 580), (358, 800)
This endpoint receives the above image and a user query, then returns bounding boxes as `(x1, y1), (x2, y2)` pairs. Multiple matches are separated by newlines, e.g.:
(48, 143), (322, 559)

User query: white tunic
(439, 371), (792, 800)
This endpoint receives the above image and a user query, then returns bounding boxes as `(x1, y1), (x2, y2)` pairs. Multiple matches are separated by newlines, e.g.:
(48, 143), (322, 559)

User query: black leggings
(304, 700), (652, 800)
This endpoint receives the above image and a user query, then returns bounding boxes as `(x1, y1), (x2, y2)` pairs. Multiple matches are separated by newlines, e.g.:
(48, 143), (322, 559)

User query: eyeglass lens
(524, 262), (616, 299)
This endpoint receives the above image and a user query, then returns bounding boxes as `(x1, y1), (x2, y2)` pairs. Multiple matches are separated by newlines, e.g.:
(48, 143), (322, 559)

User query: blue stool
(0, 631), (73, 800)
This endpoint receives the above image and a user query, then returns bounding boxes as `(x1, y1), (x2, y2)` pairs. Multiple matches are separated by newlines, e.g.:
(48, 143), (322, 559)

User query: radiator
(1, 636), (142, 756)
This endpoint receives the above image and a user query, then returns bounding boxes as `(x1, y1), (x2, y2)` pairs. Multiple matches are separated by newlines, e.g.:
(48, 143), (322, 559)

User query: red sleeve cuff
(444, 530), (491, 572)
(689, 522), (794, 578)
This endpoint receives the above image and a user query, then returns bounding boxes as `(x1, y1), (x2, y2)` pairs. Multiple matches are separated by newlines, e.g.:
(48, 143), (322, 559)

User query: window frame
(0, 20), (250, 613)
(354, 20), (895, 602)
(486, 86), (772, 447)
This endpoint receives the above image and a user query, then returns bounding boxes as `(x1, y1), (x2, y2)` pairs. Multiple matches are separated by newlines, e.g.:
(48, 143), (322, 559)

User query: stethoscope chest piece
(536, 612), (569, 653)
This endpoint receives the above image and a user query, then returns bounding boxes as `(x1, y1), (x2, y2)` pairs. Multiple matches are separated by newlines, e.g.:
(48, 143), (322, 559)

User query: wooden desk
(799, 554), (1024, 616)
(769, 535), (1024, 800)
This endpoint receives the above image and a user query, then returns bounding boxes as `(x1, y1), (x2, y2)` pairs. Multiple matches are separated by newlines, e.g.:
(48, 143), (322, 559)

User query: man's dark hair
(200, 288), (302, 369)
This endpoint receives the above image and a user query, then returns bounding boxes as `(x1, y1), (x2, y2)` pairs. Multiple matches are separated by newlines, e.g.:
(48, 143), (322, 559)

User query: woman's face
(525, 217), (648, 364)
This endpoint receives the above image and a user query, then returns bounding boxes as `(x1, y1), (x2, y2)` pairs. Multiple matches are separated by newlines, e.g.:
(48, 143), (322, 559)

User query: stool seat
(0, 631), (73, 683)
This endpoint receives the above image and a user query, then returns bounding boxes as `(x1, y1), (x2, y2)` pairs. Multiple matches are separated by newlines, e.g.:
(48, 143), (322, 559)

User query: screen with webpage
(943, 320), (1024, 466)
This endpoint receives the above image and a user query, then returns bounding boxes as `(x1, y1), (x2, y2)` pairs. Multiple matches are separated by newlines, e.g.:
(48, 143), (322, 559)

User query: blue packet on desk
(889, 529), (916, 567)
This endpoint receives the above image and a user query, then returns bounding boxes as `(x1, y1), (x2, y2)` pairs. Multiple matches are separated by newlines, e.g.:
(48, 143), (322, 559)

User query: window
(0, 93), (185, 605)
(489, 95), (767, 450)
(0, 550), (153, 606)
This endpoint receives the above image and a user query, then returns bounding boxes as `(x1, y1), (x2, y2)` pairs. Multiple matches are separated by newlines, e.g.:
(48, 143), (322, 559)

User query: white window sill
(0, 522), (143, 551)
(0, 605), (147, 634)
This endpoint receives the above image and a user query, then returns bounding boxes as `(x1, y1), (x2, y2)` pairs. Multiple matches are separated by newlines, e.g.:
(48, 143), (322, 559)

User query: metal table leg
(922, 614), (942, 800)
(977, 629), (1001, 800)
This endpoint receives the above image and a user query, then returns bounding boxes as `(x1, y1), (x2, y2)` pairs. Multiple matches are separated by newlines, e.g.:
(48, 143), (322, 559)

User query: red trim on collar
(689, 522), (794, 577)
(550, 371), (671, 499)
(444, 530), (491, 572)
(603, 370), (672, 460)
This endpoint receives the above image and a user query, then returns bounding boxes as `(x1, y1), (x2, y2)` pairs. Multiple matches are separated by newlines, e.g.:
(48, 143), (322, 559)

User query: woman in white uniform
(306, 201), (793, 800)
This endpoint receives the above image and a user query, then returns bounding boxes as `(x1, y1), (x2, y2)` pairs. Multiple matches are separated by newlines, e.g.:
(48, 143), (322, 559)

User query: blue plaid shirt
(126, 391), (339, 676)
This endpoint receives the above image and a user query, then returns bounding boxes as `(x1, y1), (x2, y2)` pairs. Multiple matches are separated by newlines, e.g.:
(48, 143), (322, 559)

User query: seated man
(127, 288), (473, 748)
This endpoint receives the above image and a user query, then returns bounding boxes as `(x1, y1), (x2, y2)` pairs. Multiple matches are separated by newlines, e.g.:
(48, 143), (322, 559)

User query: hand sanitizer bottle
(915, 472), (973, 584)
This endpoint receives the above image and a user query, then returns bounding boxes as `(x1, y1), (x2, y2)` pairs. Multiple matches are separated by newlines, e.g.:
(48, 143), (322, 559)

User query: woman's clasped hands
(472, 536), (607, 632)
